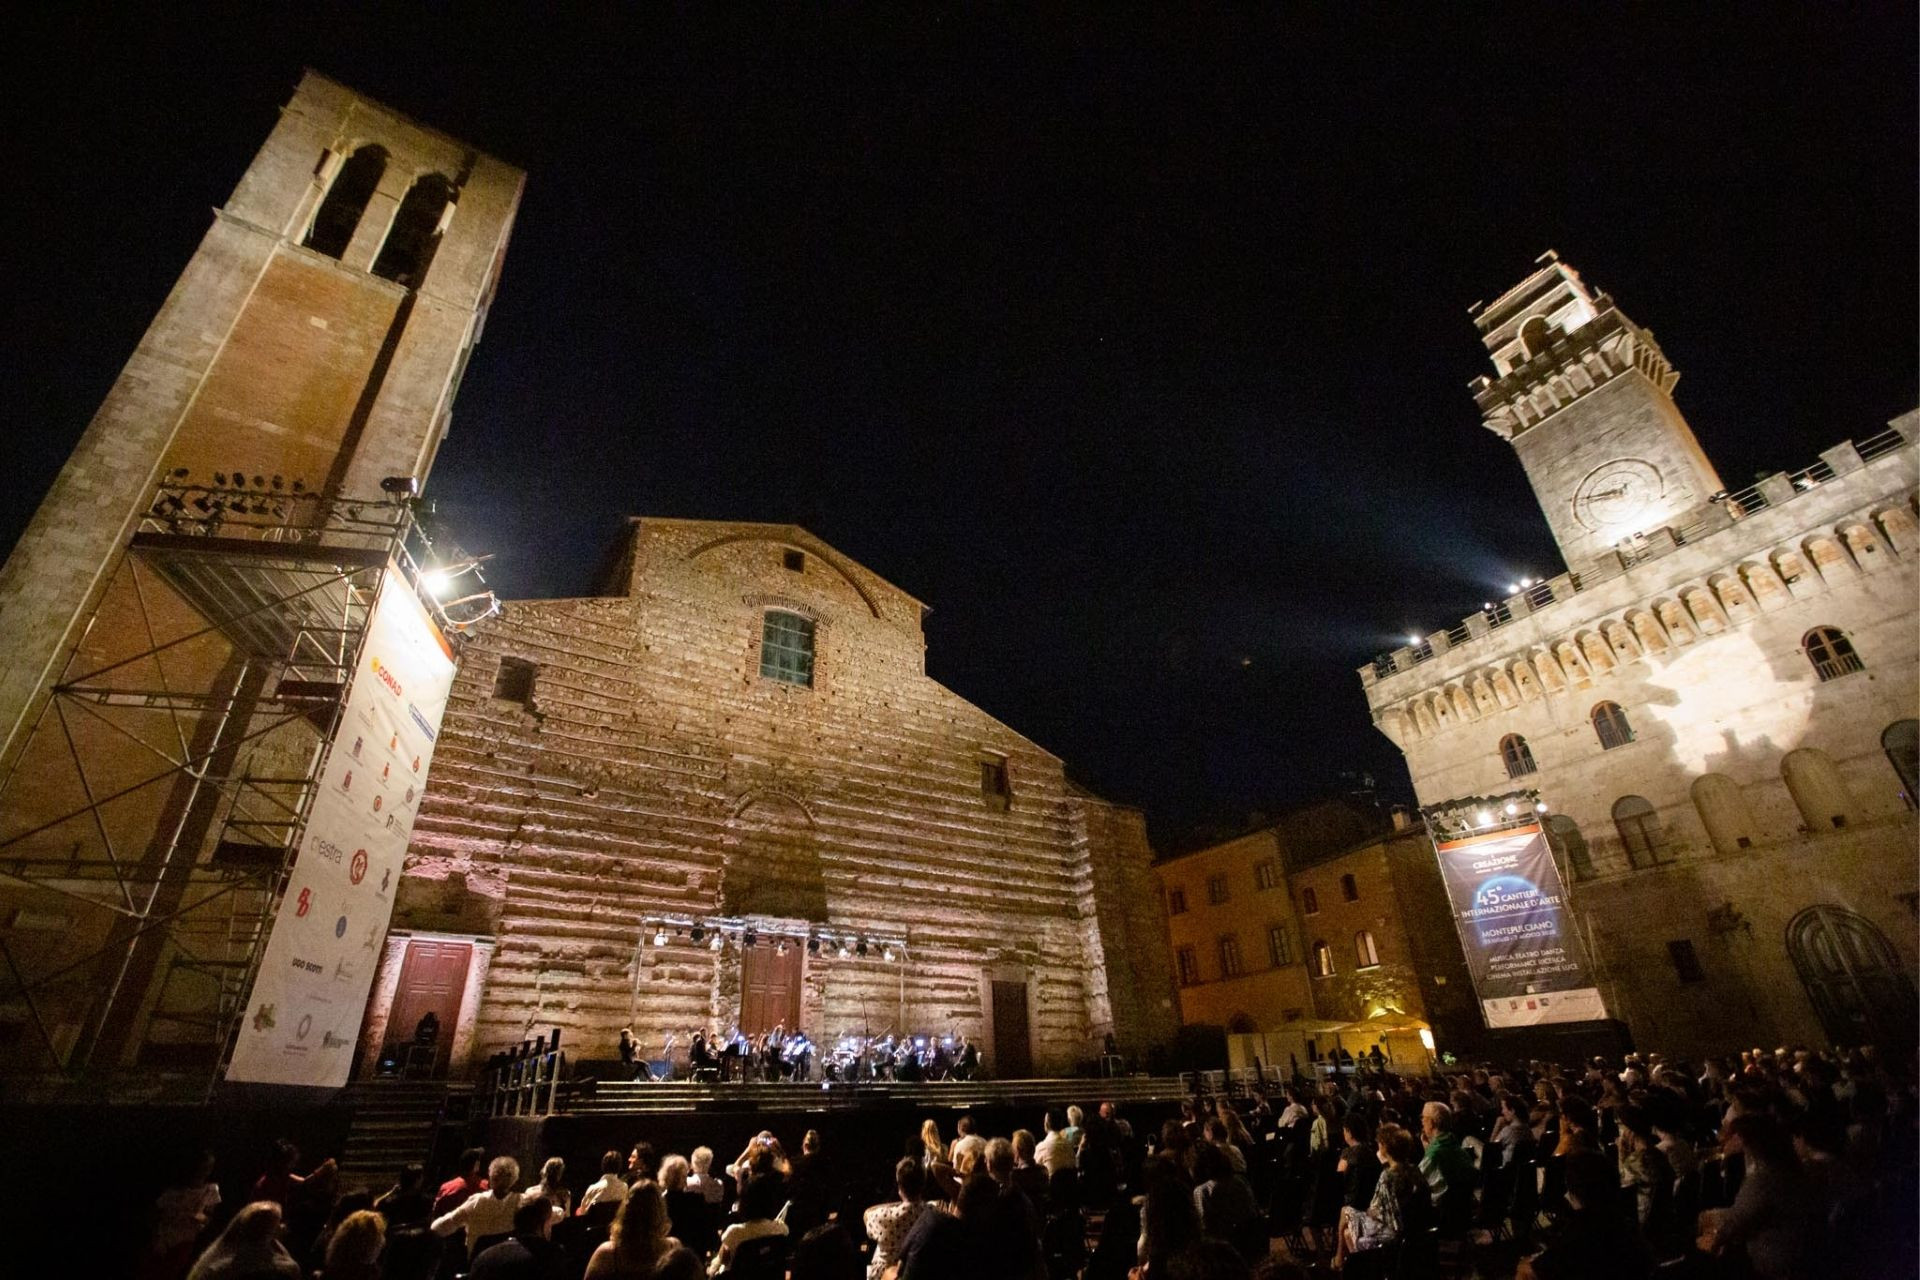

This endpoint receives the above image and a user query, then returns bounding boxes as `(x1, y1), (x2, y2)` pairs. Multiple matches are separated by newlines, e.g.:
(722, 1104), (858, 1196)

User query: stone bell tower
(0, 71), (524, 769)
(1469, 252), (1724, 574)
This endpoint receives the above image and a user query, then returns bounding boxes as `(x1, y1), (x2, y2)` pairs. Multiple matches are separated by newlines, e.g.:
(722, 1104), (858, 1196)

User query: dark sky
(5, 8), (1915, 844)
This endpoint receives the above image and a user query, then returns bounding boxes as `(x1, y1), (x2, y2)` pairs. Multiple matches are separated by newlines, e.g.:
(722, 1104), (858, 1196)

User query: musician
(952, 1034), (980, 1081)
(762, 1028), (786, 1082)
(689, 1028), (717, 1081)
(618, 1027), (638, 1079)
(720, 1029), (743, 1082)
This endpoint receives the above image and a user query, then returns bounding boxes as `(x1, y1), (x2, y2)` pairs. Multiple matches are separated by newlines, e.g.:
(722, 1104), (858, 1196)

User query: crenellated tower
(1469, 252), (1723, 573)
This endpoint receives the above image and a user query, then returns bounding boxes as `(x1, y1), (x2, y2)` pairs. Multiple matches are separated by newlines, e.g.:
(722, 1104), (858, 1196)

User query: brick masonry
(373, 519), (1179, 1075)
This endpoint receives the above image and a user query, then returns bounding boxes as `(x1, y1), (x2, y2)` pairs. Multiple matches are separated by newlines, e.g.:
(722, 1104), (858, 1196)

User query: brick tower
(0, 73), (522, 1073)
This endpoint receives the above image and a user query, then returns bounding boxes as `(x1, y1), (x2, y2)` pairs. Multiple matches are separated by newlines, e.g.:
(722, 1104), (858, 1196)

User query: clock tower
(1469, 253), (1723, 573)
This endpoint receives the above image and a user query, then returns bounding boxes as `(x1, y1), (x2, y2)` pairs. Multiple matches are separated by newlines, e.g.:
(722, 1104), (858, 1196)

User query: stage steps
(337, 1080), (471, 1185)
(563, 1075), (1190, 1115)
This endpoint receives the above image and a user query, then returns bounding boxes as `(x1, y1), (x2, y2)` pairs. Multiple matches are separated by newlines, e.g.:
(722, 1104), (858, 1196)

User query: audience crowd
(144, 1043), (1916, 1280)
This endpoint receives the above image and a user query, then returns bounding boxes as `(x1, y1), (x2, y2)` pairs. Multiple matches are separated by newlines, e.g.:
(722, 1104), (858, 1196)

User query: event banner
(228, 571), (456, 1086)
(1432, 823), (1608, 1029)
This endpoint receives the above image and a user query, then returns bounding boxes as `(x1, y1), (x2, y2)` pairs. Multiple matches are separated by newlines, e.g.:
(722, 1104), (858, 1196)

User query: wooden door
(388, 940), (471, 1075)
(991, 980), (1032, 1078)
(739, 943), (802, 1036)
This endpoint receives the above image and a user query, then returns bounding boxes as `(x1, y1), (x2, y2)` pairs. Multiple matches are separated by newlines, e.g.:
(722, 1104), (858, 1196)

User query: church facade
(360, 518), (1179, 1077)
(1359, 257), (1918, 1058)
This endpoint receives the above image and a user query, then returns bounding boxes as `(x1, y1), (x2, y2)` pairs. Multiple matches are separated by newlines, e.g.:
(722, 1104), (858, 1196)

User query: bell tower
(1469, 253), (1723, 573)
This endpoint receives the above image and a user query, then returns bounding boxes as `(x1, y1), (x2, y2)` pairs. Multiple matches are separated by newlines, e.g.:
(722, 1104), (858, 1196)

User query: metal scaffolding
(0, 483), (485, 1097)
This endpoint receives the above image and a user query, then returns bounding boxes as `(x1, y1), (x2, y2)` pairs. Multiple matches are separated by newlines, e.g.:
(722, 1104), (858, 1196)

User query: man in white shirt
(432, 1155), (524, 1259)
(1034, 1108), (1077, 1173)
(576, 1150), (629, 1216)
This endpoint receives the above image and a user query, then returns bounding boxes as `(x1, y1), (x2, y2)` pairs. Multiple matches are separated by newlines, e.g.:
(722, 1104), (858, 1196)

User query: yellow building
(1153, 799), (1478, 1072)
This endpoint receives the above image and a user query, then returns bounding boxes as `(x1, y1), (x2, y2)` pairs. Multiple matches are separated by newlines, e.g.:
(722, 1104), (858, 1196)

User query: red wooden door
(387, 940), (471, 1075)
(739, 944), (801, 1036)
(991, 980), (1032, 1078)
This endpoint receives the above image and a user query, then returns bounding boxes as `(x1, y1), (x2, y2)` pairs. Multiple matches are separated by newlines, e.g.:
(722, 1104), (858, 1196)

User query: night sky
(6, 8), (1914, 844)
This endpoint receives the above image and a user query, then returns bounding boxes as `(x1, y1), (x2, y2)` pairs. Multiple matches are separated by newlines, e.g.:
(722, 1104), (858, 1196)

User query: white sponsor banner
(227, 570), (455, 1086)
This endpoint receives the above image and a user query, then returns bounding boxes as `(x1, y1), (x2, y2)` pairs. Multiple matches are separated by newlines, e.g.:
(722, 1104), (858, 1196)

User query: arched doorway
(1785, 906), (1916, 1050)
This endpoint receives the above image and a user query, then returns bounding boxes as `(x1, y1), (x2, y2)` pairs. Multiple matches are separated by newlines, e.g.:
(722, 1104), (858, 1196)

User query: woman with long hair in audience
(589, 1180), (681, 1280)
(535, 1155), (573, 1223)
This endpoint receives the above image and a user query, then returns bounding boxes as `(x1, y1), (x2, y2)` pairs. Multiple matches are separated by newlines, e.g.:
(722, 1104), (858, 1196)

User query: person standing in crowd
(688, 1146), (727, 1207)
(1698, 1114), (1821, 1280)
(471, 1196), (559, 1280)
(432, 1156), (525, 1261)
(374, 1163), (433, 1228)
(865, 1156), (934, 1280)
(141, 1149), (221, 1280)
(592, 1181), (681, 1280)
(435, 1148), (490, 1217)
(534, 1156), (572, 1224)
(578, 1151), (630, 1217)
(187, 1202), (301, 1280)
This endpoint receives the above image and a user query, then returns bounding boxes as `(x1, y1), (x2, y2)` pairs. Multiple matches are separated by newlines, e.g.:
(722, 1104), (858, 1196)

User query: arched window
(1690, 773), (1756, 855)
(1804, 627), (1864, 682)
(1355, 931), (1380, 969)
(1301, 887), (1320, 915)
(1545, 815), (1594, 881)
(1501, 734), (1537, 779)
(1519, 315), (1553, 358)
(372, 173), (456, 287)
(304, 145), (388, 259)
(1591, 701), (1634, 750)
(1612, 796), (1673, 869)
(1884, 720), (1919, 808)
(1340, 874), (1359, 902)
(1311, 940), (1335, 978)
(1781, 748), (1854, 830)
(759, 610), (815, 686)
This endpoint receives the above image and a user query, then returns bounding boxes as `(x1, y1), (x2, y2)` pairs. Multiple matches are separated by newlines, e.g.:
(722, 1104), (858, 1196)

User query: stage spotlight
(709, 932), (724, 951)
(838, 940), (852, 959)
(882, 946), (895, 962)
(1535, 801), (1550, 813)
(653, 927), (668, 947)
(856, 938), (868, 957)
(1476, 810), (1493, 827)
(1504, 802), (1518, 816)
(691, 926), (705, 943)
(379, 475), (419, 497)
(743, 929), (757, 948)
(807, 938), (820, 955)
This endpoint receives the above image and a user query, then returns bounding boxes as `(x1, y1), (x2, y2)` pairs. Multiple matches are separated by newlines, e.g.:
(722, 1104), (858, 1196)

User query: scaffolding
(0, 483), (485, 1098)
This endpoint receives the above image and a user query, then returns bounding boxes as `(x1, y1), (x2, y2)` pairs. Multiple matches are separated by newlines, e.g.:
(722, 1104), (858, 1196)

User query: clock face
(1572, 458), (1665, 532)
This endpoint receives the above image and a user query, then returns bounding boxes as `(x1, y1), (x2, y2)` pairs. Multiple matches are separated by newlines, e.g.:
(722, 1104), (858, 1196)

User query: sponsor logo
(349, 850), (368, 884)
(372, 795), (383, 813)
(334, 915), (348, 939)
(362, 924), (380, 952)
(293, 957), (323, 974)
(404, 786), (416, 805)
(297, 1013), (314, 1040)
(340, 770), (353, 792)
(384, 813), (404, 833)
(408, 704), (438, 743)
(313, 837), (345, 866)
(389, 733), (398, 751)
(381, 762), (391, 781)
(333, 957), (358, 983)
(294, 887), (312, 918)
(351, 736), (364, 760)
(369, 656), (403, 698)
(379, 867), (392, 895)
(411, 755), (421, 773)
(252, 1003), (277, 1031)
(322, 1030), (350, 1049)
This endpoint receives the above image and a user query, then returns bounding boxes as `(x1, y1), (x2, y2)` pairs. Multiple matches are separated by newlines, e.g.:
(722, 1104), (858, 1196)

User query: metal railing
(483, 1042), (568, 1117)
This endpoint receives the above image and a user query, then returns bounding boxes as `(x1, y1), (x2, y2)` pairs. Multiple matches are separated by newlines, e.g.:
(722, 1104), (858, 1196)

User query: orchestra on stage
(616, 1024), (983, 1083)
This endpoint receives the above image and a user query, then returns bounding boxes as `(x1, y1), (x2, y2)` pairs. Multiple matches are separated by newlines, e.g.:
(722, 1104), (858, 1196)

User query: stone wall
(380, 519), (1176, 1075)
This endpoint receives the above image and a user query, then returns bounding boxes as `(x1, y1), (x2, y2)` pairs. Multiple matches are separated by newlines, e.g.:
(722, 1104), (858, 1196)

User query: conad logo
(369, 655), (403, 697)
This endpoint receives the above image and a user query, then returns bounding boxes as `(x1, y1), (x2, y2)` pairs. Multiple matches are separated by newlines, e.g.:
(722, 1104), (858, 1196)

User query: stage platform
(557, 1074), (1195, 1115)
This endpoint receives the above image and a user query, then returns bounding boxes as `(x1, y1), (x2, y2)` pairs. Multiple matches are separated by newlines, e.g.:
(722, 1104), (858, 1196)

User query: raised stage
(559, 1074), (1196, 1115)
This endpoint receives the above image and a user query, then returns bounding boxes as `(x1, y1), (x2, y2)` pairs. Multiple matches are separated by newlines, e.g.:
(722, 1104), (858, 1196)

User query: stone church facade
(361, 518), (1179, 1077)
(1359, 256), (1918, 1059)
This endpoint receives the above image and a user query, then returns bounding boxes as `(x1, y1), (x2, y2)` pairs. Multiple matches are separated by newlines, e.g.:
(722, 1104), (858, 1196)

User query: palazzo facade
(359, 518), (1178, 1077)
(1358, 256), (1919, 1058)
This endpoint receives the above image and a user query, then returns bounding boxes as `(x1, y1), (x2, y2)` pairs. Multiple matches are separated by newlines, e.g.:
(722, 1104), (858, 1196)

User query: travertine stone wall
(384, 519), (1178, 1074)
